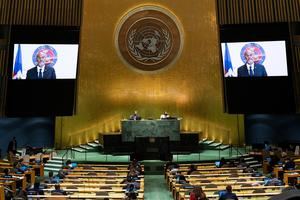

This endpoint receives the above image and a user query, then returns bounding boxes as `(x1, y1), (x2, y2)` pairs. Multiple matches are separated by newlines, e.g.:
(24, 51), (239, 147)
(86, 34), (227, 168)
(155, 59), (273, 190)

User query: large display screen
(12, 44), (79, 79)
(221, 41), (288, 77)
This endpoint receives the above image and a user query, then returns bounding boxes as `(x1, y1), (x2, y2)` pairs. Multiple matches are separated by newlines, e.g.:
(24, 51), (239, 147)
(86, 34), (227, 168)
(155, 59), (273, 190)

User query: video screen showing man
(26, 51), (56, 79)
(221, 41), (288, 77)
(12, 44), (79, 80)
(237, 47), (267, 77)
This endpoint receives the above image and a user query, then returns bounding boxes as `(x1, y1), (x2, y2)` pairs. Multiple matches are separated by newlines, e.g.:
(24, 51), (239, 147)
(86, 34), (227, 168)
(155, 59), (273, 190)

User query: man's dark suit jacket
(237, 63), (267, 77)
(26, 66), (56, 79)
(129, 114), (141, 120)
(7, 140), (17, 153)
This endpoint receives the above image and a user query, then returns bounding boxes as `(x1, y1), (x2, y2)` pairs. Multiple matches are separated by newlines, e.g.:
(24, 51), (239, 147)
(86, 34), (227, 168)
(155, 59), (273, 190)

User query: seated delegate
(129, 111), (141, 120)
(160, 111), (170, 119)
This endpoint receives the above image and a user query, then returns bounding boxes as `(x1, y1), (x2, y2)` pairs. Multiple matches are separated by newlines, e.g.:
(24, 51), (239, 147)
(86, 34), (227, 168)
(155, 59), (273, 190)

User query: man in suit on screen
(237, 48), (267, 77)
(26, 51), (56, 79)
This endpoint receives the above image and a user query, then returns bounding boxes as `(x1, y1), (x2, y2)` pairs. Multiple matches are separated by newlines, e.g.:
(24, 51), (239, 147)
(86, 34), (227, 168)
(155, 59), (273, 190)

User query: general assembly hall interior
(1, 0), (300, 199)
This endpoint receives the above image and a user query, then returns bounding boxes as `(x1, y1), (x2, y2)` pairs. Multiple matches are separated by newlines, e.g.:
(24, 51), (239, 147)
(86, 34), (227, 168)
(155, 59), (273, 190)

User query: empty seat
(96, 191), (109, 196)
(108, 166), (117, 170)
(241, 184), (252, 187)
(66, 186), (77, 189)
(105, 181), (117, 184)
(106, 171), (116, 175)
(200, 180), (211, 183)
(100, 186), (112, 190)
(252, 189), (265, 193)
(205, 184), (218, 188)
(229, 174), (239, 177)
(83, 166), (93, 169)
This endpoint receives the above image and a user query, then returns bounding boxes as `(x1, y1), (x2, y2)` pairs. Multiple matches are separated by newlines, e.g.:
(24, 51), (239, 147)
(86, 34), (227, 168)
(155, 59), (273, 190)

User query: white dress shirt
(37, 66), (45, 78)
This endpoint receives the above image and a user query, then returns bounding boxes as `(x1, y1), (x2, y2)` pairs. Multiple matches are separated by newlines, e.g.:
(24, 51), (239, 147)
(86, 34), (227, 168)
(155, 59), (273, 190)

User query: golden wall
(55, 0), (244, 148)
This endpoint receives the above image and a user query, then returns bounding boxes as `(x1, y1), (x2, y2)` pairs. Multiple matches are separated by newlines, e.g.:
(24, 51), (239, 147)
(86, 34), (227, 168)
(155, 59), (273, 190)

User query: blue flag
(13, 44), (23, 79)
(224, 43), (233, 76)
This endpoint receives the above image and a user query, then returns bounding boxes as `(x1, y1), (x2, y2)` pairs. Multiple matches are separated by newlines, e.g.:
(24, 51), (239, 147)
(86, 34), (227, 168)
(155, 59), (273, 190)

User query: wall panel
(0, 0), (82, 26)
(55, 0), (243, 148)
(217, 0), (300, 24)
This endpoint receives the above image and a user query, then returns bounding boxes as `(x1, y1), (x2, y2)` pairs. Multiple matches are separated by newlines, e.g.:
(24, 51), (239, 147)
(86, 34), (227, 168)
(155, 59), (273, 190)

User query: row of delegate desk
(273, 166), (300, 185)
(28, 163), (145, 199)
(165, 162), (287, 200)
(0, 158), (45, 195)
(250, 150), (300, 187)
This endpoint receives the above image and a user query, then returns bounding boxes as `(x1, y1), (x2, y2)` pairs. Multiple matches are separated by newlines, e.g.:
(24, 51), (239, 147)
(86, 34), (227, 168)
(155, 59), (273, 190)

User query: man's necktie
(38, 69), (42, 79)
(249, 66), (254, 76)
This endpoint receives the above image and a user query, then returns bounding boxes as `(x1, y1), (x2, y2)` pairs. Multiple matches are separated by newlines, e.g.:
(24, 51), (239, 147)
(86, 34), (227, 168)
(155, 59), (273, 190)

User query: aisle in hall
(144, 175), (173, 200)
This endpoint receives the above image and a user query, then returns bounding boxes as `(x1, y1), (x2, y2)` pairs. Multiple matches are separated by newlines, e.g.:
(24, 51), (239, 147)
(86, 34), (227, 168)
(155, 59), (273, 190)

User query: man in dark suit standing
(237, 48), (267, 77)
(26, 51), (56, 79)
(7, 136), (17, 154)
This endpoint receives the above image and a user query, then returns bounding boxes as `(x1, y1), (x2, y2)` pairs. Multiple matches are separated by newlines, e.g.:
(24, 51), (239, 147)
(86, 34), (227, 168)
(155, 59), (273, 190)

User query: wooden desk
(183, 191), (280, 200)
(0, 176), (26, 190)
(273, 166), (283, 179)
(76, 165), (144, 169)
(171, 166), (245, 171)
(262, 160), (269, 174)
(167, 169), (245, 177)
(63, 177), (125, 182)
(283, 172), (300, 185)
(24, 170), (35, 185)
(29, 154), (50, 163)
(173, 180), (265, 187)
(28, 193), (144, 199)
(0, 185), (4, 200)
(183, 173), (253, 178)
(32, 164), (44, 177)
(66, 173), (130, 177)
(74, 167), (129, 170)
(78, 163), (131, 167)
(175, 162), (215, 167)
(185, 176), (265, 182)
(0, 180), (16, 195)
(43, 188), (142, 193)
(71, 169), (130, 172)
(0, 162), (43, 180)
(47, 183), (129, 187)
(0, 161), (11, 166)
(63, 177), (144, 184)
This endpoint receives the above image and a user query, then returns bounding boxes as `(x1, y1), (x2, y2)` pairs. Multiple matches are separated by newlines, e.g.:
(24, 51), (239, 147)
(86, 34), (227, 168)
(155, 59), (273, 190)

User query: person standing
(7, 137), (17, 155)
